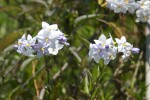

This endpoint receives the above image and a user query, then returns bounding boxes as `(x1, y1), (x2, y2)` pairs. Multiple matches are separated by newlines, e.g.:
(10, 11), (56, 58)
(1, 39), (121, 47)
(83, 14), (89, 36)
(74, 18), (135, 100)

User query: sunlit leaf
(98, 0), (103, 5)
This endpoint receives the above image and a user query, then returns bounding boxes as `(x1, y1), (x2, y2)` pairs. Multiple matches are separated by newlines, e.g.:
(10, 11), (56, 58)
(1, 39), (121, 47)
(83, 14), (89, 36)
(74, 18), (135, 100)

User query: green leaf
(84, 74), (89, 94)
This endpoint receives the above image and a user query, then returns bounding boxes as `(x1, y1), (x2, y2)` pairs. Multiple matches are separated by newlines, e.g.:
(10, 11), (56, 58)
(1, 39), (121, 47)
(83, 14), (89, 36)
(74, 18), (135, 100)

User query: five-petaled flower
(14, 22), (140, 65)
(14, 34), (36, 57)
(15, 22), (69, 58)
(89, 34), (140, 64)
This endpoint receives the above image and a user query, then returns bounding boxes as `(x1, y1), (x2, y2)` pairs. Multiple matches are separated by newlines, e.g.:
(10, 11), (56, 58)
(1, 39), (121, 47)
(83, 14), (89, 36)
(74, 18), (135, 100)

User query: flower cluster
(106, 0), (150, 22)
(136, 0), (150, 22)
(14, 22), (69, 58)
(88, 34), (140, 65)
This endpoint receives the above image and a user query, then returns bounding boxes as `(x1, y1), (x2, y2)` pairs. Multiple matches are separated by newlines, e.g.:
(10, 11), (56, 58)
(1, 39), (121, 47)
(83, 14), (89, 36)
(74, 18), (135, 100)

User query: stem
(44, 56), (51, 98)
(131, 52), (143, 88)
(32, 60), (39, 97)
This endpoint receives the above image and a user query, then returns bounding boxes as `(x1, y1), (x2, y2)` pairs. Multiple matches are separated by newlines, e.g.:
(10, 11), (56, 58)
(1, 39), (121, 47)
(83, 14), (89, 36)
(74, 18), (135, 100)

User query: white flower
(103, 46), (117, 65)
(42, 21), (58, 31)
(126, 0), (139, 14)
(14, 34), (36, 57)
(35, 22), (68, 57)
(115, 36), (133, 60)
(136, 0), (150, 22)
(89, 34), (117, 65)
(136, 6), (150, 22)
(106, 0), (127, 13)
(137, 0), (150, 8)
(103, 34), (117, 64)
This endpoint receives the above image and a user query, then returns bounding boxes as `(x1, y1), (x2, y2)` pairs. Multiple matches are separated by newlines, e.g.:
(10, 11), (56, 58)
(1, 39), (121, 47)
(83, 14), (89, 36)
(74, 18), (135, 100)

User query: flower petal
(27, 34), (32, 41)
(56, 44), (64, 50)
(98, 34), (106, 43)
(121, 36), (126, 43)
(37, 29), (44, 35)
(115, 38), (121, 44)
(93, 54), (100, 63)
(49, 24), (58, 30)
(104, 59), (110, 65)
(42, 21), (50, 29)
(21, 34), (26, 40)
(48, 48), (58, 55)
(94, 40), (101, 45)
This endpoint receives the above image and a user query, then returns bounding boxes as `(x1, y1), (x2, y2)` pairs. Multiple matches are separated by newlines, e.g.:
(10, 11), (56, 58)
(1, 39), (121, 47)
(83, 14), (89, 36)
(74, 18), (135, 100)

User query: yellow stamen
(141, 3), (144, 7)
(18, 42), (22, 45)
(123, 43), (126, 46)
(114, 42), (117, 45)
(46, 38), (49, 42)
(98, 49), (101, 52)
(41, 48), (44, 53)
(144, 16), (147, 21)
(102, 43), (105, 46)
(26, 44), (31, 47)
(109, 54), (114, 59)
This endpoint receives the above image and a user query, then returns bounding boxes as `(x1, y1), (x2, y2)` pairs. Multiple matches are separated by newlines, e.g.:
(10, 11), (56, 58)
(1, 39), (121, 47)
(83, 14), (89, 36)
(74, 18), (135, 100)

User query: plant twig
(44, 56), (51, 98)
(39, 62), (69, 99)
(131, 51), (143, 88)
(32, 60), (39, 97)
(8, 65), (45, 99)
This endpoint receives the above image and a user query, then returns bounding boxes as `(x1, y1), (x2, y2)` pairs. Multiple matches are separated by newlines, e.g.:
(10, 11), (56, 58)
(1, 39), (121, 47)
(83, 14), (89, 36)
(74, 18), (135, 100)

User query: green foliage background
(0, 0), (145, 99)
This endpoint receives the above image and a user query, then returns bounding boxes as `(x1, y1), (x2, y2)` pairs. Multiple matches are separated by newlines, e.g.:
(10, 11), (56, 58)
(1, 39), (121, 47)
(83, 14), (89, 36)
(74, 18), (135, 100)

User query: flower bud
(132, 48), (140, 54)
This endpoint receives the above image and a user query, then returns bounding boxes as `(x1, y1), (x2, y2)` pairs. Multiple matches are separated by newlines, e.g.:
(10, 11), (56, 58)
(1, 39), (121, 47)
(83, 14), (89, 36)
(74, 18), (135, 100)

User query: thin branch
(32, 60), (40, 97)
(8, 65), (45, 99)
(69, 47), (81, 63)
(53, 63), (68, 80)
(44, 56), (51, 98)
(39, 62), (69, 100)
(131, 51), (143, 88)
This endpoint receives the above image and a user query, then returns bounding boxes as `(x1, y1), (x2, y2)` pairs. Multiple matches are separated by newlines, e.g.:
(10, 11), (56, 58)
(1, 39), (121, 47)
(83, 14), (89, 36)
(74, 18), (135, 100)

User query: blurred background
(0, 0), (146, 99)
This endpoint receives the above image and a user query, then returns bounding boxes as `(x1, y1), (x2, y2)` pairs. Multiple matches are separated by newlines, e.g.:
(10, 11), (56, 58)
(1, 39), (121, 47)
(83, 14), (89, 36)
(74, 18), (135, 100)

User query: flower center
(41, 48), (45, 53)
(141, 3), (144, 7)
(98, 49), (101, 52)
(109, 54), (114, 59)
(46, 38), (49, 42)
(144, 16), (147, 21)
(113, 42), (116, 45)
(102, 43), (105, 46)
(18, 42), (22, 45)
(123, 43), (126, 46)
(26, 44), (31, 47)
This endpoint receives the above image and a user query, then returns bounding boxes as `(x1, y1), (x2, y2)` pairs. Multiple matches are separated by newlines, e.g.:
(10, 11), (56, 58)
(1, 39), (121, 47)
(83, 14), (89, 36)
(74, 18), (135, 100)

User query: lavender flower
(115, 36), (140, 60)
(132, 48), (140, 54)
(58, 35), (69, 46)
(89, 34), (140, 64)
(89, 34), (117, 65)
(32, 41), (49, 58)
(14, 34), (36, 57)
(14, 22), (69, 58)
(35, 22), (69, 57)
(89, 43), (105, 63)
